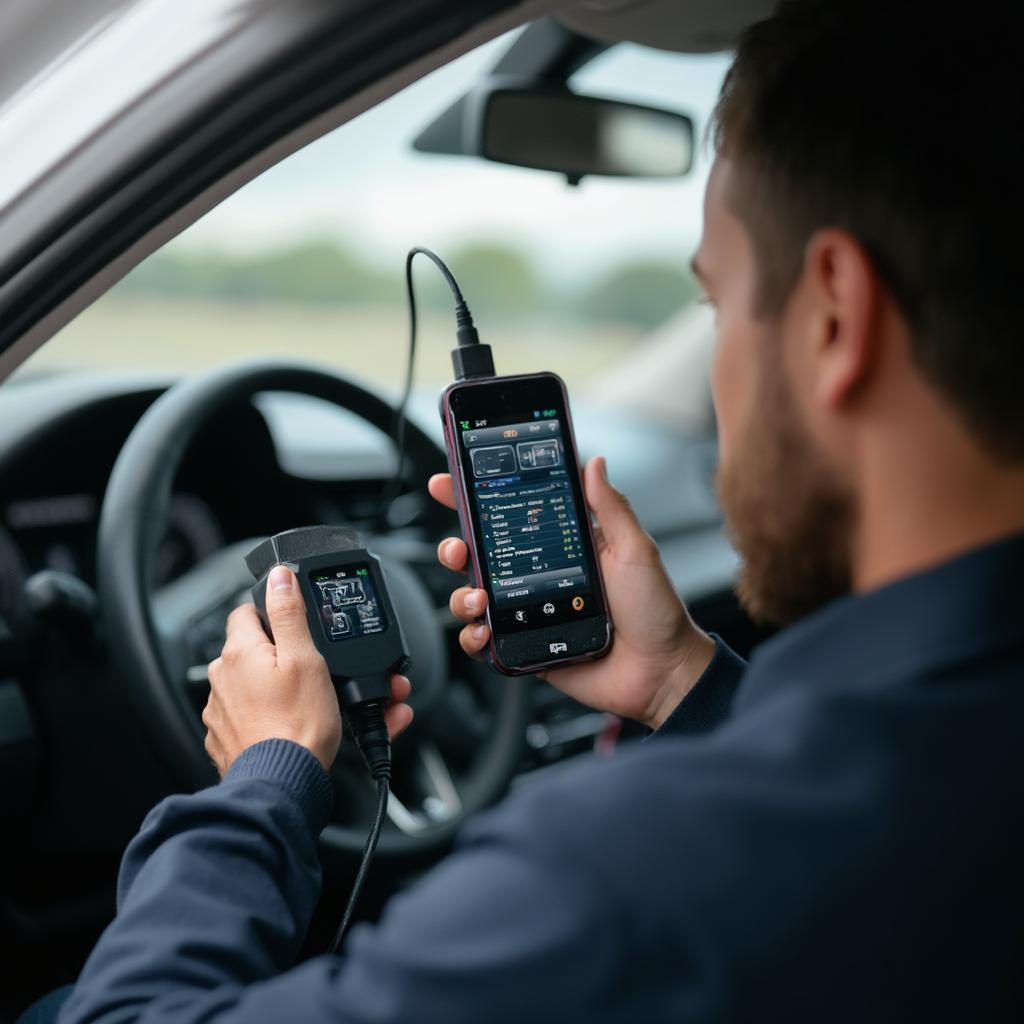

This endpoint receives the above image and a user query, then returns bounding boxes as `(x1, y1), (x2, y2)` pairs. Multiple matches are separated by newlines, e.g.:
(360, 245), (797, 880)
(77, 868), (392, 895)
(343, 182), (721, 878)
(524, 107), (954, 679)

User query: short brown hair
(712, 0), (1024, 461)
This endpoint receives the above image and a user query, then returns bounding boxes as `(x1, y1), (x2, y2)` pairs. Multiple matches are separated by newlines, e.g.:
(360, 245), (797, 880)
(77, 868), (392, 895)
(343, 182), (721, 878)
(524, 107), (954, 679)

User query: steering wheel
(97, 360), (529, 860)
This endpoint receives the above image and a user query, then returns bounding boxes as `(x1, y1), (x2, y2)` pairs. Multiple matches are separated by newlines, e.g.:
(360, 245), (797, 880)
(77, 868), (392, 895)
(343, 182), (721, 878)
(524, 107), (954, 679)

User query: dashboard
(1, 490), (223, 600)
(0, 375), (365, 625)
(0, 383), (251, 621)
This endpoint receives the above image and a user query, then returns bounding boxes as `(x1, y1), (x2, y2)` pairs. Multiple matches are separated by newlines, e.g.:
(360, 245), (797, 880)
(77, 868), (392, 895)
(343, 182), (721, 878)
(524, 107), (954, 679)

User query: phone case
(439, 371), (612, 676)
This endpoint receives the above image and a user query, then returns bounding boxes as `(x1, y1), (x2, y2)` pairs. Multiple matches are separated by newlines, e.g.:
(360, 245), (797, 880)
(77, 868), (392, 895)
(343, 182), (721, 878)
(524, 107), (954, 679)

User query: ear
(802, 228), (881, 409)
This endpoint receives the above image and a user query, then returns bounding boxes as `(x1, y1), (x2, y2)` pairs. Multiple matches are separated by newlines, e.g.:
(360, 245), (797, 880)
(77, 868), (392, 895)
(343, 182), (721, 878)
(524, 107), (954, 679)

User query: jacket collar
(737, 531), (1024, 711)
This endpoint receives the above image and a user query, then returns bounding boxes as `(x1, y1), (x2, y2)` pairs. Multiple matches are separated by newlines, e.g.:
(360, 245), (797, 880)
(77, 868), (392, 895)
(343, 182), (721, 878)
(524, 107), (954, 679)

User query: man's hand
(204, 564), (413, 776)
(428, 457), (715, 730)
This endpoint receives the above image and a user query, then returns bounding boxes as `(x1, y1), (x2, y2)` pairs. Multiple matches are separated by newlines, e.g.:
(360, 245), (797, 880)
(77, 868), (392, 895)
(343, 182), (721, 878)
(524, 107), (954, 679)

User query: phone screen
(448, 375), (606, 644)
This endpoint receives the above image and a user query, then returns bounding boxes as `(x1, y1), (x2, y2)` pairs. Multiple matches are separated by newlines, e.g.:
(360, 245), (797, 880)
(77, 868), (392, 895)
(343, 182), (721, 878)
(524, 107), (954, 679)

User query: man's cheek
(711, 320), (742, 464)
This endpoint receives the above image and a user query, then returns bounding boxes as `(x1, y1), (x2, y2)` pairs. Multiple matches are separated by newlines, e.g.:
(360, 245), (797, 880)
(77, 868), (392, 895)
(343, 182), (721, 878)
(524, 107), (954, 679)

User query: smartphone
(440, 371), (612, 675)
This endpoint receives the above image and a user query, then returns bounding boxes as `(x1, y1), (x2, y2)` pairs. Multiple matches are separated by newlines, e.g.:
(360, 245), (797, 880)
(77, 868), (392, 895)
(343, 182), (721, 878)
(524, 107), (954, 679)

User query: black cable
(407, 244), (466, 305)
(383, 246), (494, 517)
(327, 694), (392, 953)
(340, 243), (496, 940)
(328, 777), (390, 955)
(381, 250), (425, 512)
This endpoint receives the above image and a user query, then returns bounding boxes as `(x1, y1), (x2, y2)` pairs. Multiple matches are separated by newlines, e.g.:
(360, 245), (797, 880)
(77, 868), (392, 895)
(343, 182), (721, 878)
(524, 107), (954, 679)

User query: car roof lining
(555, 0), (775, 54)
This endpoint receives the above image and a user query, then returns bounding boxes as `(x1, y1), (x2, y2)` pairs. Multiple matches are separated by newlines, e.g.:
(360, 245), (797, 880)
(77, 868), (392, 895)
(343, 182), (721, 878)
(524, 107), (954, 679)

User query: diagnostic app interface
(460, 410), (594, 628)
(309, 563), (387, 643)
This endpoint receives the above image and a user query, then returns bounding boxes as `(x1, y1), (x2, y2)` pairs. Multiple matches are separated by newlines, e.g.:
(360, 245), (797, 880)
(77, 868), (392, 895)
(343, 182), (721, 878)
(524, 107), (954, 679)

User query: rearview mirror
(471, 85), (695, 183)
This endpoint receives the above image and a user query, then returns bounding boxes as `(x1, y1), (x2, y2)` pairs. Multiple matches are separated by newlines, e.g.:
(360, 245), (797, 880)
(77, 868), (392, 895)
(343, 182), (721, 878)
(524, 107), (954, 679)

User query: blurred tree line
(115, 239), (700, 330)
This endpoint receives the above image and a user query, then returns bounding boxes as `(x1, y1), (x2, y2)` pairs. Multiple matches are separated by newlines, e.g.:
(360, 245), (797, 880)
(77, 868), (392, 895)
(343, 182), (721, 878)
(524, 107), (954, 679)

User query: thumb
(584, 456), (648, 552)
(266, 565), (316, 652)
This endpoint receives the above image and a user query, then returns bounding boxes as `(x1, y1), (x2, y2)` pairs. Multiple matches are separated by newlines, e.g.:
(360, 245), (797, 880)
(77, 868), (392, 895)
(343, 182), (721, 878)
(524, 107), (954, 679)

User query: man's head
(695, 0), (1024, 625)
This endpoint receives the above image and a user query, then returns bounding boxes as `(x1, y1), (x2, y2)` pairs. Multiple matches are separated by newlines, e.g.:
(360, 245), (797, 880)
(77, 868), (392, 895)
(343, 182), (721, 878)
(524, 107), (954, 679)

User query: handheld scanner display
(309, 565), (387, 643)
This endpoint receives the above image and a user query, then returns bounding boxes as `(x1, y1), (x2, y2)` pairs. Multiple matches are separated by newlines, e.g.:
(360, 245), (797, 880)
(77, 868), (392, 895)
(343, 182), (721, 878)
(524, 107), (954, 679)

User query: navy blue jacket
(60, 536), (1024, 1022)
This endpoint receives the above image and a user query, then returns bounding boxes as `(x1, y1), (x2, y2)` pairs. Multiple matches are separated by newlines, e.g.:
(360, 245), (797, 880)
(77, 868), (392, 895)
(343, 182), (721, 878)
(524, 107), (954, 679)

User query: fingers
(439, 536), (487, 658)
(427, 473), (457, 511)
(386, 674), (414, 740)
(459, 621), (489, 658)
(445, 584), (489, 657)
(264, 565), (316, 652)
(449, 585), (487, 622)
(385, 701), (414, 740)
(390, 673), (411, 703)
(583, 456), (656, 560)
(224, 603), (270, 649)
(437, 536), (469, 574)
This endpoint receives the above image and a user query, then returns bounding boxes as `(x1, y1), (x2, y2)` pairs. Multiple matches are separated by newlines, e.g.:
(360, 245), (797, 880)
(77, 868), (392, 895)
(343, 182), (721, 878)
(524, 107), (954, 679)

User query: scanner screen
(308, 563), (388, 643)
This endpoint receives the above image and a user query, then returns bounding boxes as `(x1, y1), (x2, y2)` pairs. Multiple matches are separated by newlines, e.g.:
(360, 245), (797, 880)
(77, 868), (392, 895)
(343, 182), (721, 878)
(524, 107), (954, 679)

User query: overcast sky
(176, 32), (731, 288)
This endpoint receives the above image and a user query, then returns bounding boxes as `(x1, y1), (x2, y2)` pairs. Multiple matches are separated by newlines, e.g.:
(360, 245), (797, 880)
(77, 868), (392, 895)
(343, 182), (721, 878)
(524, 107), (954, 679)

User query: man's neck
(853, 413), (1024, 594)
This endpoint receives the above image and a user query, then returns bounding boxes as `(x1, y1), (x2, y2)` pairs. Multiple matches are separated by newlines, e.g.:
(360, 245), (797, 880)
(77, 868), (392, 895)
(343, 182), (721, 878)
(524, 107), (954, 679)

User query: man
(44, 0), (1024, 1020)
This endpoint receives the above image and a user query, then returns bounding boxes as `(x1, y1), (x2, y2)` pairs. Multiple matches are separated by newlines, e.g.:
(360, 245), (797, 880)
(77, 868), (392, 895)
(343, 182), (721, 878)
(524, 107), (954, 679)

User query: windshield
(14, 32), (728, 425)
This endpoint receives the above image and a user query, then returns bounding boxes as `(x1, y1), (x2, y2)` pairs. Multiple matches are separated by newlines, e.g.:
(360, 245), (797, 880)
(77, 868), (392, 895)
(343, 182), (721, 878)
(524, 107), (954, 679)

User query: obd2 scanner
(246, 525), (410, 951)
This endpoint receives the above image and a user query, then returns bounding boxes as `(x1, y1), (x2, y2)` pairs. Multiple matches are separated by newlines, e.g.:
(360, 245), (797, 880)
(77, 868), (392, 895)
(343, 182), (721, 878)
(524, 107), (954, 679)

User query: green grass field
(21, 297), (639, 393)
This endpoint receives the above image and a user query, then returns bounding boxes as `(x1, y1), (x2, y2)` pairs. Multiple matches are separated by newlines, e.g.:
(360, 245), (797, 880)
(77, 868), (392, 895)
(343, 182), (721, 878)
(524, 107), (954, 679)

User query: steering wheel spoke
(151, 538), (259, 696)
(384, 740), (463, 834)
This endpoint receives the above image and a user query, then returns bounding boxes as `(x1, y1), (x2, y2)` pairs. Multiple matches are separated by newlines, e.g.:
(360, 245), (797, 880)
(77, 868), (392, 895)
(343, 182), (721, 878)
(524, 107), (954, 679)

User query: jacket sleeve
(58, 741), (623, 1024)
(59, 739), (335, 1023)
(648, 633), (747, 739)
(57, 641), (747, 1024)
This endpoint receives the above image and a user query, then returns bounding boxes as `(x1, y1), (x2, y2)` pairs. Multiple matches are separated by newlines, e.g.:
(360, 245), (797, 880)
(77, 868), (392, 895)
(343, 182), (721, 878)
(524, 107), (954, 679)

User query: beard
(716, 353), (855, 627)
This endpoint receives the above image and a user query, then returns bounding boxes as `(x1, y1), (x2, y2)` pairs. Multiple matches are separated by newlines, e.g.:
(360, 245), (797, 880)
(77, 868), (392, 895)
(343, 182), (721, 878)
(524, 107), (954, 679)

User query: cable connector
(451, 338), (495, 381)
(327, 694), (392, 954)
(386, 246), (495, 513)
(450, 283), (493, 380)
(454, 298), (478, 347)
(347, 699), (392, 782)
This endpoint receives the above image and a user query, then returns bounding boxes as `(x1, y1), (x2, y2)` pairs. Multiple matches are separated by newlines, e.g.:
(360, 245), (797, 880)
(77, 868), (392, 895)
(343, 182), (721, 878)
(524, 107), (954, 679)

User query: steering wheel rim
(98, 358), (529, 858)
